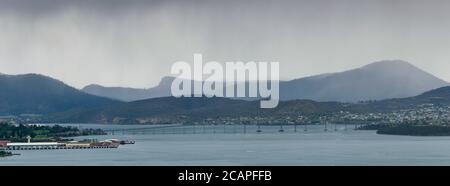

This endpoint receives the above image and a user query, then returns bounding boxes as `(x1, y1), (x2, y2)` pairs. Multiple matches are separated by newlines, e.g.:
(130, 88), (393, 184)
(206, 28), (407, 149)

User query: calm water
(2, 124), (450, 166)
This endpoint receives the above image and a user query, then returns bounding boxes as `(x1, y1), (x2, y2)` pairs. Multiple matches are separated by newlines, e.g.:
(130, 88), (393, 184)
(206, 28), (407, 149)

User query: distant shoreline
(12, 122), (450, 137)
(357, 124), (450, 136)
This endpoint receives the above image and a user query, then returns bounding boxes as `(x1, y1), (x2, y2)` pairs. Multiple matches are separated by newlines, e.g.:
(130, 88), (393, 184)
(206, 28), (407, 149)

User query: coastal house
(0, 141), (9, 150)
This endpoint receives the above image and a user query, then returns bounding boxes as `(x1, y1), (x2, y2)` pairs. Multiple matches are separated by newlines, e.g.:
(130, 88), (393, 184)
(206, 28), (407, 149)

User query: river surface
(2, 124), (450, 166)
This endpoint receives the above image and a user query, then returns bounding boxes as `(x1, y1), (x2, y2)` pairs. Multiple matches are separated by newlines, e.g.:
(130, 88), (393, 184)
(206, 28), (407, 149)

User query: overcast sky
(1, 0), (450, 89)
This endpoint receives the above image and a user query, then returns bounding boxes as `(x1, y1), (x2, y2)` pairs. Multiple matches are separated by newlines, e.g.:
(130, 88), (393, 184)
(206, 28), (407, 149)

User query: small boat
(279, 126), (284, 132)
(120, 140), (135, 145)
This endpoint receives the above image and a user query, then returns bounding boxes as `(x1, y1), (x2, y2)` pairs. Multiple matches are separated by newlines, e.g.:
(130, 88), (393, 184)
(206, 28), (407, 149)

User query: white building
(6, 142), (62, 150)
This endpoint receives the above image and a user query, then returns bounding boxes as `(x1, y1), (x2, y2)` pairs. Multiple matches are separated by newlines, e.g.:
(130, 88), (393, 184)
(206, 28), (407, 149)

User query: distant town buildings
(1, 104), (449, 126)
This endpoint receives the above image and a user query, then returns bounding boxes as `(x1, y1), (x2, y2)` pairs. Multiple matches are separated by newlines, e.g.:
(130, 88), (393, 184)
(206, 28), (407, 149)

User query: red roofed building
(0, 141), (9, 147)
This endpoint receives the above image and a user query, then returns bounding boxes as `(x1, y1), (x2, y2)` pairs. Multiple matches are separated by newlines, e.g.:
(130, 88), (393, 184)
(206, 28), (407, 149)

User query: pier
(4, 138), (120, 151)
(5, 143), (118, 150)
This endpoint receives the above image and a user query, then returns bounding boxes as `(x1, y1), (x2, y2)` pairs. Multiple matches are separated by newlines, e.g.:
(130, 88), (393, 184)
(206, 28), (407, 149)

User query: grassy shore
(1, 122), (107, 142)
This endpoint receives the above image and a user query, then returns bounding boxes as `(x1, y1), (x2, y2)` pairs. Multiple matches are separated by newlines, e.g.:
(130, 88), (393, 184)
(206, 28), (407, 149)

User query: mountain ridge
(82, 76), (174, 102)
(0, 73), (121, 115)
(48, 85), (450, 124)
(279, 60), (448, 102)
(82, 60), (449, 102)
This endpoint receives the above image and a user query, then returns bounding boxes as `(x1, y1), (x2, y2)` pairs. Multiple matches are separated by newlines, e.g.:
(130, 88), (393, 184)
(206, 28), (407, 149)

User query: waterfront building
(0, 141), (8, 150)
(6, 142), (62, 150)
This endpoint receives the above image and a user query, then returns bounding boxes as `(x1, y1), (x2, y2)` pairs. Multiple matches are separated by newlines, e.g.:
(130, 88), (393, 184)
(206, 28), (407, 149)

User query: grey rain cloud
(1, 0), (450, 88)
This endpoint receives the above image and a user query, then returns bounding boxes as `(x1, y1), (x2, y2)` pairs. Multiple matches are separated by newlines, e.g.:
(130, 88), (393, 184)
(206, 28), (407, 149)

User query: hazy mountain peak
(82, 76), (177, 102)
(157, 76), (176, 87)
(84, 84), (103, 89)
(361, 60), (413, 69)
(280, 60), (449, 102)
(359, 60), (430, 76)
(83, 60), (449, 103)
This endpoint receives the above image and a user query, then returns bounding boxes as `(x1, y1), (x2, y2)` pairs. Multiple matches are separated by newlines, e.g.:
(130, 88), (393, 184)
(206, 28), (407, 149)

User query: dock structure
(4, 139), (120, 151)
(6, 142), (61, 150)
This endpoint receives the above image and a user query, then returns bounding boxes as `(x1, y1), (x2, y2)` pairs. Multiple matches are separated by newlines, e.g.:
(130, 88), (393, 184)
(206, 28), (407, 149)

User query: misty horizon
(3, 0), (450, 169)
(2, 0), (450, 89)
(1, 59), (448, 91)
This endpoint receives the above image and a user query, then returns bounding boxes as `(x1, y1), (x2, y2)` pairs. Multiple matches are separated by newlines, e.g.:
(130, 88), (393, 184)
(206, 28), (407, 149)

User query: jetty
(0, 137), (121, 151)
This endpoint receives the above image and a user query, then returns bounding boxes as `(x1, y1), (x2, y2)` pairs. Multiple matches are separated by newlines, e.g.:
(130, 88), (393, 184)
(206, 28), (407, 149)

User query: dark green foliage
(0, 122), (106, 142)
(0, 151), (12, 157)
